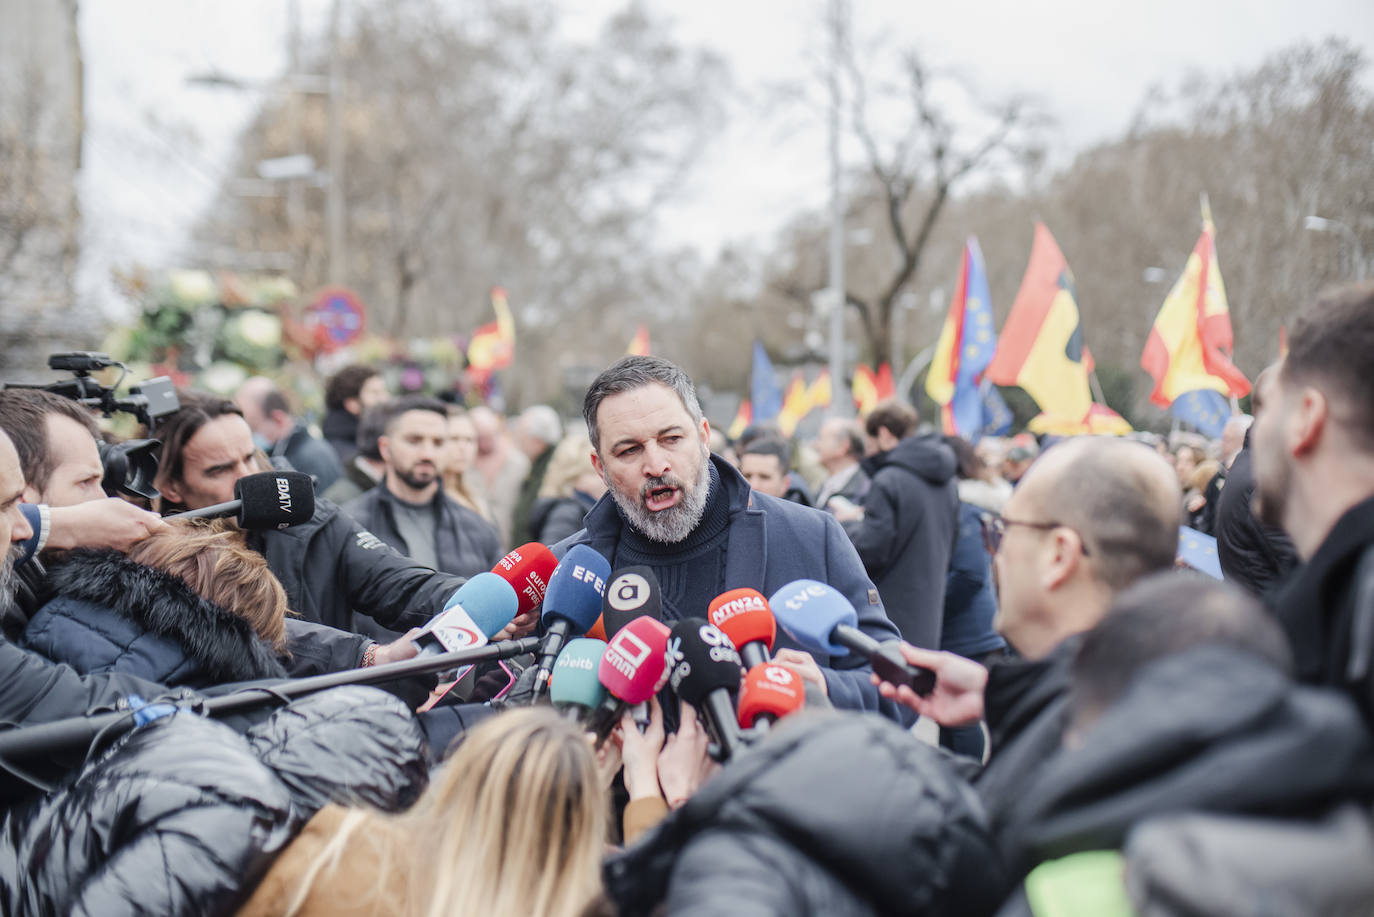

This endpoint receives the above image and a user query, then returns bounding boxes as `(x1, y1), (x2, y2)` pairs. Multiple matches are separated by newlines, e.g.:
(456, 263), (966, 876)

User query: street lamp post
(1304, 215), (1366, 282)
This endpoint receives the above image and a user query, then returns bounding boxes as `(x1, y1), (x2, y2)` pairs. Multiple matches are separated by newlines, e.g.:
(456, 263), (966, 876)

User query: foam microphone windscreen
(738, 662), (806, 728)
(666, 618), (743, 707)
(599, 616), (671, 705)
(708, 588), (776, 652)
(551, 638), (609, 710)
(492, 542), (558, 615)
(443, 572), (520, 637)
(768, 579), (857, 657)
(586, 615), (607, 642)
(234, 471), (315, 529)
(601, 566), (663, 639)
(540, 545), (610, 632)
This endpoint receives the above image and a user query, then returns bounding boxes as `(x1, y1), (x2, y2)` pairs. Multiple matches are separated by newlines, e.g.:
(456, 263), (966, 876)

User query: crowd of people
(0, 283), (1370, 915)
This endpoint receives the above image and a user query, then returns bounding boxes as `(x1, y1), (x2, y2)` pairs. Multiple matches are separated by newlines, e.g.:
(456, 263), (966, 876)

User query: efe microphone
(530, 545), (610, 699)
(769, 579), (935, 695)
(166, 470), (315, 529)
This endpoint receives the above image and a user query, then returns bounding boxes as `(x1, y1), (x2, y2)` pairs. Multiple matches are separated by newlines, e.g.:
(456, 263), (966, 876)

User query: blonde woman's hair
(126, 519), (290, 651)
(285, 707), (607, 917)
(538, 431), (596, 500)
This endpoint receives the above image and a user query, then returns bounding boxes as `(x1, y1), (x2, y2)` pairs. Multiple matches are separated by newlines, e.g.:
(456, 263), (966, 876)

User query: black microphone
(166, 471), (315, 529)
(600, 566), (664, 639)
(667, 617), (745, 761)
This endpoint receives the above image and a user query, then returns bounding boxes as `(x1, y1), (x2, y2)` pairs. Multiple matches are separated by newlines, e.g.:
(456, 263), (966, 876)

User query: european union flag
(1171, 388), (1230, 438)
(751, 341), (783, 422)
(948, 239), (998, 440)
(979, 380), (1013, 437)
(1178, 525), (1223, 580)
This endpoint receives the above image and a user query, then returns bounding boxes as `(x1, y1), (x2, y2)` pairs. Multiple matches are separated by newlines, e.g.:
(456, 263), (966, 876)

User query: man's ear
(158, 476), (184, 505)
(1040, 527), (1084, 592)
(590, 447), (606, 483)
(343, 396), (362, 417)
(699, 417), (711, 450)
(378, 435), (393, 466)
(1289, 387), (1328, 458)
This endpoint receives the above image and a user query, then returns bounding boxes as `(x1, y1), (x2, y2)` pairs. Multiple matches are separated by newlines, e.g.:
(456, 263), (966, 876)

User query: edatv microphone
(415, 572), (520, 656)
(597, 615), (671, 736)
(708, 588), (775, 669)
(166, 471), (315, 529)
(738, 662), (806, 730)
(491, 542), (558, 616)
(601, 566), (663, 639)
(667, 618), (745, 761)
(768, 579), (935, 695)
(530, 545), (610, 699)
(550, 637), (609, 724)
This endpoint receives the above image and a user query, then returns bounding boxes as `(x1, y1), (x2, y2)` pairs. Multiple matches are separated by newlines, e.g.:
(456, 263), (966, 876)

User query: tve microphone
(708, 588), (775, 669)
(667, 618), (745, 761)
(769, 579), (936, 695)
(598, 615), (671, 735)
(491, 542), (558, 616)
(550, 637), (609, 723)
(601, 566), (663, 639)
(530, 545), (610, 699)
(738, 662), (806, 730)
(166, 471), (315, 529)
(415, 572), (520, 657)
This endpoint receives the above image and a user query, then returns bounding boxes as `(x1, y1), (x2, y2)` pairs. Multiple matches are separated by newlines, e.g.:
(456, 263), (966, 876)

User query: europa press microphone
(667, 618), (745, 761)
(708, 588), (775, 669)
(769, 579), (936, 696)
(165, 470), (315, 528)
(414, 572), (520, 658)
(491, 542), (558, 616)
(530, 545), (610, 700)
(596, 614), (672, 739)
(738, 662), (806, 732)
(549, 637), (609, 724)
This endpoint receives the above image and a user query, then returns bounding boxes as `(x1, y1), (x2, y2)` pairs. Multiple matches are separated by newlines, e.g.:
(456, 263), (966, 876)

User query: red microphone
(598, 615), (671, 734)
(708, 588), (776, 669)
(738, 662), (806, 730)
(492, 543), (558, 616)
(585, 614), (607, 642)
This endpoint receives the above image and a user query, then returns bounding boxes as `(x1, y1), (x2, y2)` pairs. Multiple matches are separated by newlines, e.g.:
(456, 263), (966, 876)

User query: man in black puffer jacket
(604, 711), (1005, 917)
(838, 400), (958, 650)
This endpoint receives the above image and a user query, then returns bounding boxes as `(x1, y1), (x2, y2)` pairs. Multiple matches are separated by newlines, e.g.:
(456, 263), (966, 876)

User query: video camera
(2, 353), (180, 501)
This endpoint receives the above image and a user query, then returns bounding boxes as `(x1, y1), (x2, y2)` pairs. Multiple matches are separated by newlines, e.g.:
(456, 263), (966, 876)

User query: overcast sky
(77, 0), (1374, 316)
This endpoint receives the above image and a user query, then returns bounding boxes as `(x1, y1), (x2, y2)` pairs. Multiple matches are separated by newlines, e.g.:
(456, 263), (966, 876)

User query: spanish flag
(984, 223), (1094, 426)
(926, 237), (997, 438)
(1140, 208), (1250, 407)
(806, 370), (832, 412)
(777, 371), (810, 437)
(727, 400), (752, 441)
(467, 287), (516, 378)
(852, 365), (879, 416)
(627, 324), (651, 356)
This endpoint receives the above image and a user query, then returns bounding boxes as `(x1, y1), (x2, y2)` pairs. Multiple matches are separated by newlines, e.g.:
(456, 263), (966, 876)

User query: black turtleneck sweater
(613, 463), (731, 622)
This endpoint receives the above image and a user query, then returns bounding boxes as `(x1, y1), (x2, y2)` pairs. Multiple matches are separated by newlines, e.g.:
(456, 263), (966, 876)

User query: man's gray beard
(612, 450), (712, 544)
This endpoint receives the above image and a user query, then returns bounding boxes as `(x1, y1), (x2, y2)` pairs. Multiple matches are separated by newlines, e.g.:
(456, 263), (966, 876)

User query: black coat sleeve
(280, 618), (369, 676)
(326, 512), (466, 631)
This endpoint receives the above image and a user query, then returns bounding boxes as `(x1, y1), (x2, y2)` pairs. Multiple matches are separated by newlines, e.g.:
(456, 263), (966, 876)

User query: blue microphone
(768, 579), (935, 695)
(415, 572), (520, 656)
(530, 545), (611, 699)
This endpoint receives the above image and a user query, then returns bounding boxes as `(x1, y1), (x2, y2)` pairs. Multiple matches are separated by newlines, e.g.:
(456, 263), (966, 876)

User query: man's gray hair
(583, 356), (703, 451)
(520, 405), (563, 447)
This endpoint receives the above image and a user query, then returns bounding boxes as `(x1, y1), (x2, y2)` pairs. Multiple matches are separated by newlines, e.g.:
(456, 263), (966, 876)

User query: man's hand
(371, 628), (422, 666)
(47, 499), (171, 553)
(658, 701), (720, 808)
(619, 696), (666, 800)
(871, 643), (987, 726)
(772, 648), (828, 698)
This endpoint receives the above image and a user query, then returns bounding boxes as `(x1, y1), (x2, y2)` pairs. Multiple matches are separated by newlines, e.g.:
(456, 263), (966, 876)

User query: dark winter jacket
(529, 490), (596, 546)
(558, 455), (905, 717)
(941, 502), (1006, 659)
(270, 423), (343, 493)
(844, 433), (959, 649)
(996, 647), (1374, 880)
(344, 483), (502, 579)
(20, 550), (288, 688)
(1268, 493), (1374, 726)
(604, 711), (1006, 917)
(0, 685), (427, 917)
(321, 407), (359, 463)
(1215, 439), (1298, 596)
(245, 497), (464, 635)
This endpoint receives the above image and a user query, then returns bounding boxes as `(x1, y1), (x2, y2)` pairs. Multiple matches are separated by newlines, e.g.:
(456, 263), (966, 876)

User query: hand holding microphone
(414, 572), (519, 657)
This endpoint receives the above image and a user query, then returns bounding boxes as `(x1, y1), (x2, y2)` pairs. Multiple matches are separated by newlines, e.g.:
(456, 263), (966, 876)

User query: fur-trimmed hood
(28, 549), (288, 684)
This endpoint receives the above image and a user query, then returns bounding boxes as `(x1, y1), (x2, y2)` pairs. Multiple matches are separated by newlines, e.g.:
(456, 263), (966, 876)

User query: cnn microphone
(738, 662), (806, 731)
(166, 471), (315, 529)
(601, 566), (663, 639)
(491, 542), (558, 616)
(550, 637), (609, 724)
(768, 579), (935, 696)
(708, 588), (775, 669)
(530, 545), (610, 699)
(667, 618), (745, 761)
(415, 572), (520, 657)
(597, 615), (671, 737)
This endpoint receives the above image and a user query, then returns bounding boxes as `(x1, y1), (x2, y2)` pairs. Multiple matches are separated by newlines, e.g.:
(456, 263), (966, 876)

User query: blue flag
(1178, 525), (1223, 580)
(750, 341), (783, 423)
(1171, 388), (1230, 438)
(979, 380), (1013, 437)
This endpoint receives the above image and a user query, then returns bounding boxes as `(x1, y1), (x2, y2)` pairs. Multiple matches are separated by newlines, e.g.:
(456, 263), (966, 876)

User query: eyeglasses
(980, 512), (1091, 557)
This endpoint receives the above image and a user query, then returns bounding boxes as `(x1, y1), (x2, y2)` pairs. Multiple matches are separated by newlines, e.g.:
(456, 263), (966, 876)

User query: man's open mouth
(644, 484), (680, 512)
